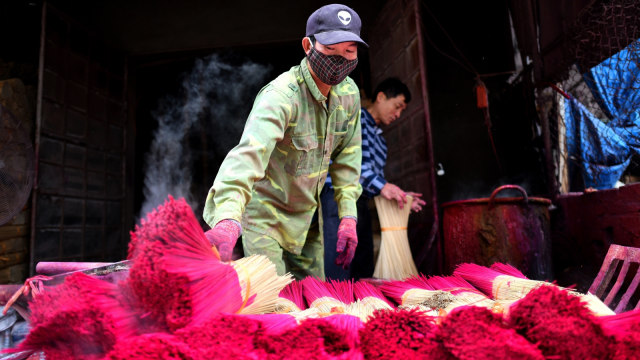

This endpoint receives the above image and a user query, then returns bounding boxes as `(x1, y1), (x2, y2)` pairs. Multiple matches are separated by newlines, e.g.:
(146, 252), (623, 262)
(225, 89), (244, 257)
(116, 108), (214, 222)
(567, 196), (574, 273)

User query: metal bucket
(441, 185), (552, 279)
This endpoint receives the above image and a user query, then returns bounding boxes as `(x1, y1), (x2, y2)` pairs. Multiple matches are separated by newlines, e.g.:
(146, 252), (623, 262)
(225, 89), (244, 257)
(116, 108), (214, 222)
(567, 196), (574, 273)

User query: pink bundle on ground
(175, 314), (263, 360)
(255, 316), (359, 360)
(507, 285), (612, 359)
(125, 196), (248, 331)
(13, 273), (139, 360)
(322, 314), (364, 349)
(438, 306), (544, 360)
(104, 333), (195, 360)
(240, 313), (298, 335)
(358, 308), (450, 359)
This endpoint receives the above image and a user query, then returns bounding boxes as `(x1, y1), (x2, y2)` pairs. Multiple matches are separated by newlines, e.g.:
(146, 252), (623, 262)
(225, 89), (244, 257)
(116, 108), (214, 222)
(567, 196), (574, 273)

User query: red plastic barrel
(441, 185), (552, 280)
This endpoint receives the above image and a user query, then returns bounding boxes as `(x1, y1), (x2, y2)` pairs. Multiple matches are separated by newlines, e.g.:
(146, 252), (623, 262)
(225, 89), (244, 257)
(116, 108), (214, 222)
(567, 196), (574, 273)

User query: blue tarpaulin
(564, 39), (640, 189)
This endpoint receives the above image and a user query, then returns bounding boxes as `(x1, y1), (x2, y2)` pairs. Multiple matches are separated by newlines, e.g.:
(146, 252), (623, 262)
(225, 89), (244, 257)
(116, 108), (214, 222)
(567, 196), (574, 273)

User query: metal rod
(29, 1), (48, 277)
(35, 262), (114, 275)
(414, 0), (441, 272)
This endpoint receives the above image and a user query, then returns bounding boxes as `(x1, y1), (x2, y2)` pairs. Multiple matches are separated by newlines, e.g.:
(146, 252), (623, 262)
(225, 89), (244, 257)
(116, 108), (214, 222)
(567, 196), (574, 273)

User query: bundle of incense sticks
(490, 262), (614, 316)
(439, 306), (545, 359)
(274, 280), (307, 313)
(490, 262), (527, 278)
(490, 262), (612, 315)
(343, 299), (396, 322)
(231, 254), (293, 315)
(425, 275), (496, 314)
(457, 263), (615, 316)
(127, 196), (248, 330)
(506, 284), (613, 359)
(373, 195), (419, 280)
(322, 314), (364, 348)
(378, 275), (451, 309)
(327, 279), (355, 304)
(354, 280), (394, 310)
(12, 273), (139, 359)
(454, 263), (546, 301)
(240, 313), (299, 335)
(301, 277), (348, 314)
(599, 309), (640, 359)
(359, 307), (443, 359)
(286, 307), (323, 322)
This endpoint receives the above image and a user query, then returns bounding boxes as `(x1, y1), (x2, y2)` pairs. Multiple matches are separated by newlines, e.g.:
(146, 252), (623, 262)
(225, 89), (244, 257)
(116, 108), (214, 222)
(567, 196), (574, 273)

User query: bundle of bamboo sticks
(373, 195), (418, 280)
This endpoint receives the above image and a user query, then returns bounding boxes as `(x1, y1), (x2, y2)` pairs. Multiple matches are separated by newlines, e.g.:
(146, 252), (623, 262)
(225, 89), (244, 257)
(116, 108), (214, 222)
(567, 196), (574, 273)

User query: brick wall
(0, 78), (34, 284)
(30, 5), (129, 273)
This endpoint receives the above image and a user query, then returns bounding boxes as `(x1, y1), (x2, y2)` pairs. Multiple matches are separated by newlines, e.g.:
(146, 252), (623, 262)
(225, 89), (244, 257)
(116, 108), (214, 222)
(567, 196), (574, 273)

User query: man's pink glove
(335, 217), (358, 269)
(204, 219), (241, 261)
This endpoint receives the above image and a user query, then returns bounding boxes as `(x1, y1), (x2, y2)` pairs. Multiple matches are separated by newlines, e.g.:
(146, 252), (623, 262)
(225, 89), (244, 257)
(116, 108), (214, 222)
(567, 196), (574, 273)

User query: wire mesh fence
(538, 0), (640, 193)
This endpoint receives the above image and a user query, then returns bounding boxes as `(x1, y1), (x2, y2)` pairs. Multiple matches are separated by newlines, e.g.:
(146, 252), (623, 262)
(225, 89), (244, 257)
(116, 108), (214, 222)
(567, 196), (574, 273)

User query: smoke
(140, 54), (272, 218)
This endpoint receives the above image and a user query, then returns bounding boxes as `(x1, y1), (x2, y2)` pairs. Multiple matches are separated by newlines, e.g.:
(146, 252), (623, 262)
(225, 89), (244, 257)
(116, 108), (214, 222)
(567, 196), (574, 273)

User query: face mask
(307, 45), (358, 85)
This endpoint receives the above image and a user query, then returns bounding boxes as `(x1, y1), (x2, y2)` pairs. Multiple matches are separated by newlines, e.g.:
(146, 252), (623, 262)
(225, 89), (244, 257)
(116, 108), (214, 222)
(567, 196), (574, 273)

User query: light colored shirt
(203, 58), (363, 254)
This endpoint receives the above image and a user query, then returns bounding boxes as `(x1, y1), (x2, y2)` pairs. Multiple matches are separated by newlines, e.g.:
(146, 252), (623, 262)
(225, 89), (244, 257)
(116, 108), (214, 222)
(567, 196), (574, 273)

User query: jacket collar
(300, 57), (327, 102)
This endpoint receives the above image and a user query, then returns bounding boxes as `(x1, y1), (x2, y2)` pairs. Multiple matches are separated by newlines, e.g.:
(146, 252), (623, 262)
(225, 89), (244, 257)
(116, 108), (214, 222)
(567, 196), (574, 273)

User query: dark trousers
(321, 186), (374, 280)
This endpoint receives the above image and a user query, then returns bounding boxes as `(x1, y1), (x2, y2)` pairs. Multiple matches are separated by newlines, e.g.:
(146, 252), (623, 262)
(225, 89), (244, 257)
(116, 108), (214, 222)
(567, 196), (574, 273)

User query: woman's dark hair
(373, 77), (411, 103)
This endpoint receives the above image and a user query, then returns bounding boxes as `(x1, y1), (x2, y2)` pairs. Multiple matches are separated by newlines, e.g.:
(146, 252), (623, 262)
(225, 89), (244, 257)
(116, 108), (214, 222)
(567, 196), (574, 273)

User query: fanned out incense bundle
(454, 263), (546, 301)
(426, 275), (496, 314)
(127, 196), (293, 329)
(491, 263), (614, 316)
(354, 280), (394, 310)
(349, 281), (395, 322)
(373, 195), (418, 280)
(128, 197), (249, 330)
(490, 262), (527, 278)
(301, 277), (348, 314)
(457, 263), (614, 316)
(378, 276), (455, 312)
(231, 254), (294, 315)
(327, 279), (355, 304)
(274, 280), (306, 313)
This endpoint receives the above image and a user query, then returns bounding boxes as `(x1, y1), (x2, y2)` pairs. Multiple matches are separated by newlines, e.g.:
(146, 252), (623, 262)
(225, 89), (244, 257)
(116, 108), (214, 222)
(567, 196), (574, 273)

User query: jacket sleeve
(203, 86), (291, 228)
(329, 98), (363, 219)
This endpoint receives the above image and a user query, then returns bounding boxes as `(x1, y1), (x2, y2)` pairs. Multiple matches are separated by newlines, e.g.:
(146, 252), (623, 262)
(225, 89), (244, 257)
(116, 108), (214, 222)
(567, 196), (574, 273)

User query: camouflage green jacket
(203, 57), (363, 255)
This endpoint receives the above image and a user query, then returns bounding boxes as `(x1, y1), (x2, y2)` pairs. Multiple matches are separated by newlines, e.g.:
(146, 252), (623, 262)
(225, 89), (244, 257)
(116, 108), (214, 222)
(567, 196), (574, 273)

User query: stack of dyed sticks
(4, 195), (637, 359)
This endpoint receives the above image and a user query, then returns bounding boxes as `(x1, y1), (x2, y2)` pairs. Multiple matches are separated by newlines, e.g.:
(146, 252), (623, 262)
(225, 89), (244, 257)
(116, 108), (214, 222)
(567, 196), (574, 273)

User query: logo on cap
(337, 10), (352, 25)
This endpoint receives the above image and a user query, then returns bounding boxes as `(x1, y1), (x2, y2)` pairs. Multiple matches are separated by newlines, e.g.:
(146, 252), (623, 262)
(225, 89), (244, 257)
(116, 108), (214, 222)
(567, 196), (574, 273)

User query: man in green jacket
(203, 4), (366, 279)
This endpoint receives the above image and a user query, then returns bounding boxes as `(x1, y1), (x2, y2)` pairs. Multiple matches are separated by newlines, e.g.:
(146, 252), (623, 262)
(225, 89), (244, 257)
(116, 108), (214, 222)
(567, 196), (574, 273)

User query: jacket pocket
(284, 135), (319, 176)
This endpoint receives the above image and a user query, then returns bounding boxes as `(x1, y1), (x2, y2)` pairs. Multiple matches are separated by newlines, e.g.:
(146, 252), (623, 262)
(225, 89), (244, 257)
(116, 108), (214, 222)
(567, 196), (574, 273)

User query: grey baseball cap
(306, 4), (368, 47)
